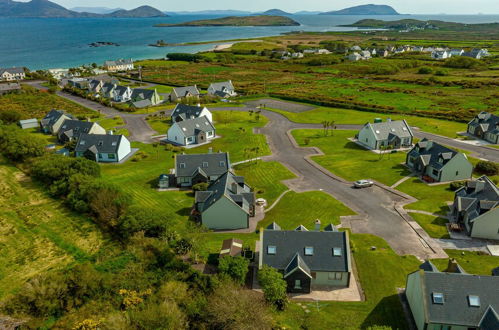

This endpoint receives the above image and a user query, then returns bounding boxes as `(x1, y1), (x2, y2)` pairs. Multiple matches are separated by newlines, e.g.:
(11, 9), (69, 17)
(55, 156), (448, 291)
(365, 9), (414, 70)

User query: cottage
(357, 119), (413, 151)
(406, 138), (473, 182)
(40, 110), (74, 134)
(219, 238), (244, 258)
(167, 116), (215, 146)
(467, 112), (499, 144)
(171, 104), (212, 123)
(169, 85), (200, 102)
(193, 171), (255, 230)
(347, 52), (362, 61)
(57, 119), (106, 143)
(173, 151), (230, 187)
(130, 88), (161, 107)
(68, 78), (89, 89)
(207, 80), (237, 98)
(450, 48), (464, 56)
(360, 50), (371, 59)
(0, 82), (21, 95)
(258, 223), (352, 293)
(451, 176), (499, 240)
(88, 80), (104, 95)
(100, 82), (116, 99)
(431, 50), (450, 59)
(462, 48), (488, 59)
(104, 59), (134, 72)
(376, 49), (389, 57)
(0, 67), (26, 81)
(406, 260), (499, 330)
(18, 119), (39, 129)
(113, 85), (133, 102)
(75, 133), (132, 163)
(291, 52), (304, 59)
(350, 45), (362, 51)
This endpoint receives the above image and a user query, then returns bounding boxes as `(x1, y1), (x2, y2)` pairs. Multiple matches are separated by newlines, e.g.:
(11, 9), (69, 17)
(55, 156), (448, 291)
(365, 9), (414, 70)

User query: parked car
(354, 179), (374, 188)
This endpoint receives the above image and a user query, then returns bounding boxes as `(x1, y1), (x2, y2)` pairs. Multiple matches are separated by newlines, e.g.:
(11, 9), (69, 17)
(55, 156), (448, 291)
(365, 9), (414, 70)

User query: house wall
(470, 208), (499, 240)
(200, 109), (213, 123)
(116, 136), (131, 161)
(51, 115), (70, 134)
(285, 271), (312, 293)
(357, 125), (377, 150)
(97, 152), (118, 162)
(201, 196), (248, 230)
(405, 271), (426, 330)
(427, 324), (467, 330)
(176, 176), (192, 187)
(312, 271), (349, 287)
(167, 124), (186, 146)
(89, 124), (106, 135)
(439, 154), (473, 182)
(484, 131), (499, 144)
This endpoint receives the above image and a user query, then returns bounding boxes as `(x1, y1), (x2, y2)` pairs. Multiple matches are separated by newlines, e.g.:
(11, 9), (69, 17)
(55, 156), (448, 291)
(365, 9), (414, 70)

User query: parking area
(245, 98), (317, 113)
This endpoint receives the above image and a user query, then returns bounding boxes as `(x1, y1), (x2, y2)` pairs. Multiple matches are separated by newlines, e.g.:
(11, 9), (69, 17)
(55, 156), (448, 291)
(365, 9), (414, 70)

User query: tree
(0, 110), (22, 124)
(0, 125), (45, 161)
(257, 265), (288, 310)
(218, 256), (249, 285)
(86, 181), (132, 230)
(118, 206), (171, 239)
(474, 161), (499, 176)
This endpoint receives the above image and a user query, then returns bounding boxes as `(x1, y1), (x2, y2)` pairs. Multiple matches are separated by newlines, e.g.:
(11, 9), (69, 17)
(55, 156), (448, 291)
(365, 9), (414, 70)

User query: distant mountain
(105, 6), (167, 18)
(71, 6), (122, 14)
(294, 11), (323, 15)
(320, 4), (400, 15)
(167, 10), (252, 16)
(155, 15), (300, 27)
(259, 9), (292, 16)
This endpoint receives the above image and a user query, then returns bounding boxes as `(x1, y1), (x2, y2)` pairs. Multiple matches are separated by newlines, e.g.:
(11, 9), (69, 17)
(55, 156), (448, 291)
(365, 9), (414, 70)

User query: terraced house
(406, 138), (473, 183)
(173, 151), (230, 187)
(451, 176), (499, 240)
(467, 112), (499, 144)
(167, 116), (215, 146)
(75, 133), (132, 163)
(357, 119), (413, 150)
(406, 260), (499, 330)
(258, 223), (352, 294)
(104, 59), (134, 72)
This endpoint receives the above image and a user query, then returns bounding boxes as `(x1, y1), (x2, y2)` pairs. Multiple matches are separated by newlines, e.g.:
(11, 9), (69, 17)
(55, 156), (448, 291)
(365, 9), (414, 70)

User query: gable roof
(172, 85), (200, 98)
(0, 67), (24, 75)
(114, 85), (131, 97)
(469, 112), (499, 135)
(174, 116), (214, 137)
(131, 88), (156, 101)
(409, 138), (462, 169)
(262, 229), (350, 273)
(455, 176), (499, 223)
(41, 109), (73, 127)
(364, 119), (413, 141)
(171, 104), (208, 121)
(58, 119), (98, 140)
(175, 151), (230, 178)
(132, 99), (152, 108)
(209, 80), (235, 93)
(284, 253), (312, 279)
(75, 133), (126, 154)
(419, 260), (440, 272)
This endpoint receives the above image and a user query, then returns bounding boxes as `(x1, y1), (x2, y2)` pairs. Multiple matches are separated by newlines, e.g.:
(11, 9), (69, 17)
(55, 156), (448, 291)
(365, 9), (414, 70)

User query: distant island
(258, 9), (292, 16)
(0, 0), (168, 18)
(154, 15), (300, 27)
(343, 19), (499, 31)
(320, 4), (400, 15)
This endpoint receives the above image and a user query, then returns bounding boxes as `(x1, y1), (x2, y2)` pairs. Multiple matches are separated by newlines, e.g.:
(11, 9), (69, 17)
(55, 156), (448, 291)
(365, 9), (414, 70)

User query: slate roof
(408, 138), (460, 170)
(100, 82), (116, 95)
(469, 112), (499, 136)
(131, 88), (156, 101)
(75, 133), (125, 154)
(175, 151), (230, 178)
(171, 104), (207, 121)
(41, 110), (73, 127)
(104, 59), (133, 67)
(58, 119), (97, 140)
(132, 99), (152, 108)
(0, 83), (21, 92)
(267, 222), (282, 230)
(454, 176), (499, 224)
(175, 116), (215, 137)
(114, 85), (130, 97)
(284, 253), (312, 278)
(419, 260), (440, 272)
(209, 81), (235, 94)
(261, 229), (350, 273)
(324, 223), (339, 232)
(172, 86), (200, 98)
(0, 67), (24, 75)
(364, 119), (413, 141)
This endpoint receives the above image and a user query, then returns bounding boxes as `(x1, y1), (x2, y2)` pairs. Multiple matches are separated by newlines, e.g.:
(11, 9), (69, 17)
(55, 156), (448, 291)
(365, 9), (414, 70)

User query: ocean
(0, 14), (498, 70)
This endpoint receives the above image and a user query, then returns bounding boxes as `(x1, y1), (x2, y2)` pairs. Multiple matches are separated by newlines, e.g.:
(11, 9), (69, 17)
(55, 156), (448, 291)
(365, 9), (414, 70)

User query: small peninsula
(343, 19), (499, 31)
(154, 15), (300, 27)
(320, 4), (400, 15)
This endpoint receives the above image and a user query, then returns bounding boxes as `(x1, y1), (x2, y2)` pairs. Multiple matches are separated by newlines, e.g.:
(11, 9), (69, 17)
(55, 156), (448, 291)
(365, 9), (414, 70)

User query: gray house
(173, 151), (230, 187)
(406, 138), (473, 182)
(357, 119), (413, 150)
(467, 112), (499, 144)
(0, 82), (21, 95)
(406, 260), (499, 330)
(67, 78), (89, 89)
(171, 104), (212, 123)
(88, 79), (104, 95)
(75, 133), (132, 163)
(207, 80), (237, 98)
(193, 171), (255, 230)
(169, 85), (200, 102)
(258, 223), (352, 294)
(130, 88), (161, 108)
(452, 176), (499, 240)
(57, 119), (106, 143)
(167, 116), (216, 146)
(40, 110), (74, 134)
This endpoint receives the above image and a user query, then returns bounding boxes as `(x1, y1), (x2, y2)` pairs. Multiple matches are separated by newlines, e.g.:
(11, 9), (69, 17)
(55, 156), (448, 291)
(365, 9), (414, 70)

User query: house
(113, 85), (132, 102)
(104, 59), (134, 72)
(357, 119), (414, 151)
(291, 52), (304, 58)
(75, 133), (132, 163)
(18, 119), (39, 129)
(40, 110), (74, 134)
(350, 45), (362, 51)
(348, 52), (362, 61)
(169, 85), (200, 102)
(377, 49), (389, 57)
(219, 238), (244, 258)
(0, 67), (26, 81)
(57, 119), (106, 143)
(406, 138), (473, 182)
(171, 104), (213, 123)
(431, 50), (450, 60)
(100, 82), (116, 99)
(207, 80), (237, 98)
(48, 68), (77, 80)
(193, 171), (255, 230)
(316, 49), (331, 55)
(462, 48), (489, 59)
(406, 260), (499, 330)
(360, 50), (371, 59)
(257, 222), (352, 293)
(68, 78), (89, 89)
(88, 79), (104, 95)
(412, 46), (424, 52)
(173, 151), (230, 187)
(0, 82), (21, 95)
(451, 176), (499, 240)
(167, 116), (215, 146)
(467, 112), (499, 144)
(450, 48), (464, 57)
(130, 88), (161, 107)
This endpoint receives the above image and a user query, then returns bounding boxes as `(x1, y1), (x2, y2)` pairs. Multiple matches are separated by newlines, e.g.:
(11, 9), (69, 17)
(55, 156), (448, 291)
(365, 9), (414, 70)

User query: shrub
(0, 125), (45, 161)
(435, 69), (449, 76)
(474, 161), (499, 176)
(0, 110), (22, 124)
(166, 53), (205, 62)
(192, 182), (209, 191)
(118, 206), (171, 239)
(257, 265), (288, 310)
(444, 56), (484, 69)
(418, 67), (433, 74)
(450, 181), (466, 191)
(217, 256), (249, 285)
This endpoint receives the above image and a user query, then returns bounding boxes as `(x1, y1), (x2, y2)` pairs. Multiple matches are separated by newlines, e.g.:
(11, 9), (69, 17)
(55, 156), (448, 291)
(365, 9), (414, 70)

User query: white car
(354, 180), (374, 188)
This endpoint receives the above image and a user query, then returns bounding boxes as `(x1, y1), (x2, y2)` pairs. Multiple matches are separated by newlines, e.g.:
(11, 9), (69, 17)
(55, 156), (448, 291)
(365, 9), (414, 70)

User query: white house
(450, 49), (464, 57)
(113, 85), (133, 102)
(360, 50), (371, 59)
(104, 59), (134, 72)
(167, 116), (216, 146)
(171, 104), (213, 123)
(431, 50), (450, 60)
(348, 53), (362, 61)
(0, 67), (26, 81)
(207, 81), (237, 98)
(75, 133), (132, 163)
(357, 119), (414, 151)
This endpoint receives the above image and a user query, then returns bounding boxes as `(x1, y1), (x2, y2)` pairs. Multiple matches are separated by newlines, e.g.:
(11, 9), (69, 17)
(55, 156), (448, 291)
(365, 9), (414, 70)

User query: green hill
(155, 15), (300, 27)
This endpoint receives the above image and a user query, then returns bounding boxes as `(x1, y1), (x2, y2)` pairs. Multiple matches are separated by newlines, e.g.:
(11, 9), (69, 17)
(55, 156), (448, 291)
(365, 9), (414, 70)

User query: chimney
(208, 147), (213, 154)
(314, 219), (321, 231)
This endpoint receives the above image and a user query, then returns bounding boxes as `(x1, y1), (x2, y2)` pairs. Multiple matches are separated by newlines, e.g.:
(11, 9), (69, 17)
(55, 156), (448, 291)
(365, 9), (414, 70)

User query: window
(219, 161), (225, 167)
(328, 272), (343, 281)
(108, 154), (116, 159)
(468, 295), (480, 307)
(179, 163), (186, 169)
(267, 246), (276, 255)
(432, 169), (439, 176)
(80, 141), (85, 145)
(202, 162), (208, 168)
(335, 272), (343, 280)
(432, 292), (444, 304)
(456, 171), (459, 176)
(98, 153), (103, 159)
(333, 248), (342, 256)
(304, 247), (314, 256)
(111, 142), (117, 146)
(294, 280), (301, 289)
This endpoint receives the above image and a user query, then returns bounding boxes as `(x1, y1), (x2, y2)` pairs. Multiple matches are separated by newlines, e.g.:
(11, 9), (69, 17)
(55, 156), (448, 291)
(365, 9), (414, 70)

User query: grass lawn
(398, 178), (454, 215)
(147, 85), (174, 94)
(291, 129), (411, 186)
(432, 250), (499, 276)
(146, 116), (170, 134)
(258, 191), (355, 230)
(96, 116), (129, 136)
(197, 232), (259, 262)
(409, 213), (450, 239)
(234, 160), (296, 207)
(0, 157), (107, 298)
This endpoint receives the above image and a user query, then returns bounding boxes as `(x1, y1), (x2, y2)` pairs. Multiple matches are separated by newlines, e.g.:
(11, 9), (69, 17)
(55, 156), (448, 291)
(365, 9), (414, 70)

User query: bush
(418, 67), (433, 74)
(435, 69), (449, 76)
(192, 182), (209, 191)
(474, 161), (499, 176)
(257, 265), (288, 310)
(450, 181), (466, 191)
(166, 53), (205, 62)
(118, 206), (171, 239)
(0, 110), (22, 124)
(0, 125), (45, 161)
(444, 56), (484, 69)
(218, 256), (249, 285)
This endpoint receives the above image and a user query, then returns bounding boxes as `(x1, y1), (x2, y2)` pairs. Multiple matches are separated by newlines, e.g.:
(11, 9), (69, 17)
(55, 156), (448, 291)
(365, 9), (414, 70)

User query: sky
(24, 0), (499, 14)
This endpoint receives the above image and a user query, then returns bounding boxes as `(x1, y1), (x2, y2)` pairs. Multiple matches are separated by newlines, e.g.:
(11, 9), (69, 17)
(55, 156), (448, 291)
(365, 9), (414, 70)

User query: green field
(398, 178), (455, 215)
(432, 250), (499, 275)
(409, 212), (450, 239)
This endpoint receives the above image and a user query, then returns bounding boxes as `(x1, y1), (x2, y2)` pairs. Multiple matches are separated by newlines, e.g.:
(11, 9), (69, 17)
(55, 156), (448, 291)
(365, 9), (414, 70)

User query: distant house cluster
(431, 48), (490, 60)
(0, 67), (26, 81)
(467, 112), (499, 144)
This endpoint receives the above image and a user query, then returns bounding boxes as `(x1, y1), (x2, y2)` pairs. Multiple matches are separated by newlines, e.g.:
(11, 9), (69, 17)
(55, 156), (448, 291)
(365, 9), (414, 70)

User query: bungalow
(406, 259), (499, 330)
(467, 112), (499, 144)
(113, 85), (133, 103)
(0, 67), (26, 81)
(171, 104), (213, 123)
(207, 80), (237, 98)
(167, 116), (215, 146)
(451, 176), (499, 240)
(169, 85), (200, 102)
(0, 82), (21, 95)
(68, 78), (89, 90)
(40, 109), (74, 134)
(130, 88), (161, 108)
(431, 50), (450, 60)
(104, 59), (134, 72)
(57, 119), (106, 143)
(406, 138), (473, 182)
(173, 151), (230, 187)
(360, 50), (371, 59)
(357, 119), (413, 150)
(350, 45), (362, 51)
(75, 133), (132, 163)
(88, 80), (104, 95)
(193, 171), (255, 230)
(258, 222), (352, 294)
(18, 119), (39, 129)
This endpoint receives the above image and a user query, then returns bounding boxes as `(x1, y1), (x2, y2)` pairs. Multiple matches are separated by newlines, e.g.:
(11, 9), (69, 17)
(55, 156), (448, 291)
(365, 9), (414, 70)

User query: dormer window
(432, 292), (444, 304)
(333, 247), (342, 256)
(267, 245), (276, 255)
(111, 142), (117, 146)
(179, 162), (186, 169)
(80, 141), (85, 145)
(468, 295), (480, 307)
(219, 161), (225, 167)
(304, 247), (314, 256)
(202, 162), (208, 168)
